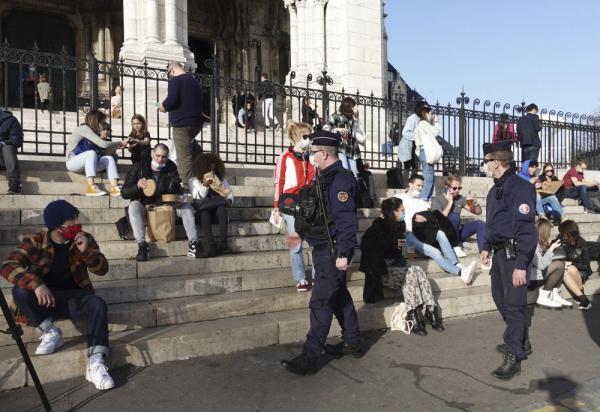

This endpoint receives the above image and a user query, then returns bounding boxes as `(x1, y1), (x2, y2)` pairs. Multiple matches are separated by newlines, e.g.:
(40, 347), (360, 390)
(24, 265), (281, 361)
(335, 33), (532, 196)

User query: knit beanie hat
(43, 200), (80, 230)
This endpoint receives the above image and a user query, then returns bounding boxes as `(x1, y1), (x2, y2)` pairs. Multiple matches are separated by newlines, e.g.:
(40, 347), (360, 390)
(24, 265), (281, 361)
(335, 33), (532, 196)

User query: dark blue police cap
(309, 130), (341, 147)
(483, 140), (512, 156)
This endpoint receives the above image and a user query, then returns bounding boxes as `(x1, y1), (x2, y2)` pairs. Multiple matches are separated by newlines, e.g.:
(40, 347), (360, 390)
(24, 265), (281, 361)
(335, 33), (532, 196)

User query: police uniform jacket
(306, 160), (358, 259)
(484, 168), (537, 270)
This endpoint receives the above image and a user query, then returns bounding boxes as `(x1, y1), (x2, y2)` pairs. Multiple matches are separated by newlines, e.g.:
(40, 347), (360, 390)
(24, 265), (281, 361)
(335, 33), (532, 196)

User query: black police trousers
(303, 247), (360, 358)
(490, 251), (529, 359)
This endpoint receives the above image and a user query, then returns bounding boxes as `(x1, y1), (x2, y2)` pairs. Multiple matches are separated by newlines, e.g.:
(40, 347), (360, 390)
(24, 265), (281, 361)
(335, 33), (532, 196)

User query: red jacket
(273, 148), (315, 208)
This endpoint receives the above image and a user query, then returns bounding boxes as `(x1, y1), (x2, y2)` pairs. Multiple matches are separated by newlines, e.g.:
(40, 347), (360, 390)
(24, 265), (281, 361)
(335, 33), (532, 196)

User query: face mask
(398, 211), (406, 222)
(483, 163), (494, 178)
(309, 155), (317, 167)
(151, 160), (166, 170)
(298, 138), (310, 150)
(411, 189), (422, 198)
(61, 224), (82, 241)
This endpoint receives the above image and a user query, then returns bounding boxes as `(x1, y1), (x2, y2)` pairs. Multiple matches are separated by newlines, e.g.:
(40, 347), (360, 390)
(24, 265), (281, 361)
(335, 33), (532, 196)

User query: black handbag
(115, 207), (134, 240)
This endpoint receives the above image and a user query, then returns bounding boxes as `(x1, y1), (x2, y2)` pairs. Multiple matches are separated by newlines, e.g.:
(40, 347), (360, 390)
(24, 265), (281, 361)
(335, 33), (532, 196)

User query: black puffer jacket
(121, 159), (182, 205)
(563, 237), (600, 281)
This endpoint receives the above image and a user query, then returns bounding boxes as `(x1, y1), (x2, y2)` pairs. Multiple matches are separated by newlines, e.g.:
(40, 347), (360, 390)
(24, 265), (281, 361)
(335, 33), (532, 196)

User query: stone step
(4, 277), (599, 391)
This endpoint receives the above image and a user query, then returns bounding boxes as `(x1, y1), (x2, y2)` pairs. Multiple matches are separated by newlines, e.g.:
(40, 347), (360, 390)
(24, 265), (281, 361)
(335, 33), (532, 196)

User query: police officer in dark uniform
(480, 141), (537, 380)
(281, 130), (361, 375)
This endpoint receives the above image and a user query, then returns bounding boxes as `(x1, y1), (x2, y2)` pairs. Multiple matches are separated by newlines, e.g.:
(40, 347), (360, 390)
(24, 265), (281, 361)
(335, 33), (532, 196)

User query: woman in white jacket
(414, 104), (440, 201)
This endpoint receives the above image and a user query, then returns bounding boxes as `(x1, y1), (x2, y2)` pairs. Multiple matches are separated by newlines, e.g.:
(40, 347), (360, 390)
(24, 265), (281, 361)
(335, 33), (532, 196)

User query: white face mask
(309, 155), (317, 167)
(298, 138), (310, 150)
(151, 160), (166, 171)
(483, 162), (494, 178)
(411, 189), (422, 198)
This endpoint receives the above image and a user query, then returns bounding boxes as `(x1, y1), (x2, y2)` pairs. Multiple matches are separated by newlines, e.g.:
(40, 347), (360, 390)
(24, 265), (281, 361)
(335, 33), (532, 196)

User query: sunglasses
(448, 186), (462, 191)
(544, 169), (554, 173)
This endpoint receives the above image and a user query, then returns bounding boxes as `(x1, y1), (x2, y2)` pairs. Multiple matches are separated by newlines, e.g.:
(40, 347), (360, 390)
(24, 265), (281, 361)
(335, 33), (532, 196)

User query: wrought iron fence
(1, 42), (599, 173)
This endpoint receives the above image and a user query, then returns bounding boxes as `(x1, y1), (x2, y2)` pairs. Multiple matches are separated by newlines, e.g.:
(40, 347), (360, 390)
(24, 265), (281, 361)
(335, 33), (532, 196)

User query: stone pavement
(1, 297), (598, 412)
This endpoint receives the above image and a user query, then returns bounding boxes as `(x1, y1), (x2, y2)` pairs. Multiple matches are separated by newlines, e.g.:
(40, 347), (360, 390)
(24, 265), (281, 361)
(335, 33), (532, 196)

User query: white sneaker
(480, 262), (491, 271)
(35, 328), (64, 355)
(86, 361), (115, 390)
(453, 246), (467, 258)
(459, 261), (476, 285)
(536, 289), (563, 309)
(552, 288), (573, 307)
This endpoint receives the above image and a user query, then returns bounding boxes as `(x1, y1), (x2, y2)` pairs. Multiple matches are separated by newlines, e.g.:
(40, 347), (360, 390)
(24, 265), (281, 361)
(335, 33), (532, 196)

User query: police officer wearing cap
(281, 130), (361, 375)
(480, 140), (537, 380)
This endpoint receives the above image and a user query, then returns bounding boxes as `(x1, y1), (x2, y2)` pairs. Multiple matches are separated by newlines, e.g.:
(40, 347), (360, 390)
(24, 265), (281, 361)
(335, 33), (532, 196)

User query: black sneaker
(491, 352), (521, 380)
(188, 240), (201, 258)
(7, 183), (21, 194)
(323, 341), (363, 359)
(280, 353), (318, 376)
(136, 242), (149, 262)
(578, 295), (592, 310)
(496, 339), (533, 356)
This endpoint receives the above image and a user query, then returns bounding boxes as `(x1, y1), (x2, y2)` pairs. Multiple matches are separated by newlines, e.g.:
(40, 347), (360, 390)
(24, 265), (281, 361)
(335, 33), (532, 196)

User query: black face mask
(292, 151), (309, 161)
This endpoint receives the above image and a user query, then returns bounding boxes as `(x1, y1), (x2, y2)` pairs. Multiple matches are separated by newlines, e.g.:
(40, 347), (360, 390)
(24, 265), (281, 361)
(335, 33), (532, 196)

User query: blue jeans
(66, 150), (119, 181)
(563, 186), (595, 210)
(536, 194), (563, 216)
(521, 145), (540, 162)
(448, 213), (486, 252)
(283, 214), (306, 282)
(338, 152), (358, 177)
(418, 150), (434, 201)
(405, 231), (460, 275)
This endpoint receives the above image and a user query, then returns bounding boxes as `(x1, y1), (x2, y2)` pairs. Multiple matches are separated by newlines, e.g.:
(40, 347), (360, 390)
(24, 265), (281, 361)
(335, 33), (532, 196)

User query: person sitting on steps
(121, 143), (201, 261)
(0, 109), (23, 194)
(191, 153), (234, 257)
(0, 200), (114, 390)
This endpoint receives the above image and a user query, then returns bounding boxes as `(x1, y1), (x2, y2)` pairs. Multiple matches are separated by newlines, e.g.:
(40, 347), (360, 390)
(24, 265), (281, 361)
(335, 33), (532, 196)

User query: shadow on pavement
(531, 374), (581, 407)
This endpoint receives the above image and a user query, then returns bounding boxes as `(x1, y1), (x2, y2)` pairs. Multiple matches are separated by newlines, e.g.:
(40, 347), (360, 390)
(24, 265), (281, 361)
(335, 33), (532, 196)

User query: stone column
(145, 0), (160, 43)
(122, 0), (138, 46)
(164, 0), (178, 45)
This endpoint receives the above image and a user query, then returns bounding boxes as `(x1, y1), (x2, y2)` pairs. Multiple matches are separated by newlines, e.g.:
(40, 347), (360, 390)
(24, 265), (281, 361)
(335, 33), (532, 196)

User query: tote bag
(421, 134), (443, 164)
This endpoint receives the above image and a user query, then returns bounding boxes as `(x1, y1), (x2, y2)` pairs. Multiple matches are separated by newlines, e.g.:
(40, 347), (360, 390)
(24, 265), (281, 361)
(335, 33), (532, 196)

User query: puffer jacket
(121, 159), (182, 205)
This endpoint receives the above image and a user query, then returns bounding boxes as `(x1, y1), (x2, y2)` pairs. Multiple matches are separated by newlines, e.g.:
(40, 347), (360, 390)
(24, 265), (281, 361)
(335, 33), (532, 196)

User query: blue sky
(385, 1), (600, 116)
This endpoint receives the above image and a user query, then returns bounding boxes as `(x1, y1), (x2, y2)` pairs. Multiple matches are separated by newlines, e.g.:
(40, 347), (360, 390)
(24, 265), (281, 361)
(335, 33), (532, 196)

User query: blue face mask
(398, 211), (405, 222)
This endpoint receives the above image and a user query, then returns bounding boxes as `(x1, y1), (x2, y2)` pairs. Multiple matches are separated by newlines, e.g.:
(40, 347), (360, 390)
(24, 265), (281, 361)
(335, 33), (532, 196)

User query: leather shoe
(491, 352), (521, 380)
(323, 341), (362, 358)
(281, 353), (318, 376)
(425, 305), (445, 332)
(408, 310), (427, 336)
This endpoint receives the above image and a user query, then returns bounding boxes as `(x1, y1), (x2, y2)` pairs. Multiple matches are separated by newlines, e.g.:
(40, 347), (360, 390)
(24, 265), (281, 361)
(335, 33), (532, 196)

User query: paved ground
(1, 298), (599, 412)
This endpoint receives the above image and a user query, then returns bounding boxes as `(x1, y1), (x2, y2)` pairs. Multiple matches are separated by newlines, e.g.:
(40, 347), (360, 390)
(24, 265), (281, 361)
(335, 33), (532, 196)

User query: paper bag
(146, 205), (176, 242)
(537, 180), (563, 196)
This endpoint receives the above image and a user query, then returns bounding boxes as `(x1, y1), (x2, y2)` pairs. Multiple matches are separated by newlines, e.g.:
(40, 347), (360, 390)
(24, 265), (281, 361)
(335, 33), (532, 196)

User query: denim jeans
(12, 286), (109, 356)
(66, 150), (119, 181)
(418, 150), (434, 201)
(563, 186), (596, 210)
(521, 145), (540, 162)
(405, 231), (460, 275)
(448, 213), (486, 252)
(536, 194), (563, 216)
(128, 200), (197, 243)
(0, 144), (20, 186)
(283, 214), (306, 282)
(338, 152), (359, 177)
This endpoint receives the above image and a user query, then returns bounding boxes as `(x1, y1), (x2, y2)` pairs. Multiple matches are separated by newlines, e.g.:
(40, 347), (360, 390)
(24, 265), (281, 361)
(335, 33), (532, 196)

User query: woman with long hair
(127, 114), (151, 164)
(360, 197), (444, 335)
(191, 152), (234, 257)
(323, 97), (365, 177)
(413, 105), (440, 201)
(530, 219), (570, 309)
(65, 109), (127, 196)
(492, 113), (517, 143)
(274, 120), (315, 292)
(558, 220), (593, 310)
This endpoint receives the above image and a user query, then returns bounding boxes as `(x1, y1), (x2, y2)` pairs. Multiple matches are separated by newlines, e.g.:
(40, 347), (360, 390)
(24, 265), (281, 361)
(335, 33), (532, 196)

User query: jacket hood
(517, 159), (533, 181)
(0, 110), (13, 123)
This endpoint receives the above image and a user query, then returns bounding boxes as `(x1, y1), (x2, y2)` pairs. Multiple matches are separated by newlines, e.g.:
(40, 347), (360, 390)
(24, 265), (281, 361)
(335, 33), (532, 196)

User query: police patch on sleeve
(518, 203), (530, 214)
(337, 191), (349, 202)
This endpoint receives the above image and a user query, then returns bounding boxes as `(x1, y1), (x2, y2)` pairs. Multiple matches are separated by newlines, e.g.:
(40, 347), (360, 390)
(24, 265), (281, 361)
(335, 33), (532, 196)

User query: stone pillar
(145, 0), (160, 43)
(122, 0), (138, 46)
(164, 0), (178, 45)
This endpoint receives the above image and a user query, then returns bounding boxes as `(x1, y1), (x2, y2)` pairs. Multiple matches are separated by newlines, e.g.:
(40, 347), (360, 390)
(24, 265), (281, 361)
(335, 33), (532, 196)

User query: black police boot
(491, 352), (521, 380)
(495, 338), (533, 356)
(280, 353), (318, 376)
(408, 310), (427, 336)
(323, 341), (363, 359)
(425, 305), (445, 332)
(136, 242), (149, 262)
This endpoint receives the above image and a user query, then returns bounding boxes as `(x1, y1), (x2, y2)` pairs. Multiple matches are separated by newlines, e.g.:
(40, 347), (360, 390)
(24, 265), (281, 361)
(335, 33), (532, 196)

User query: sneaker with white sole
(86, 362), (115, 390)
(86, 184), (107, 196)
(536, 289), (563, 309)
(458, 261), (476, 285)
(453, 246), (467, 258)
(296, 280), (310, 292)
(35, 328), (64, 355)
(551, 288), (573, 308)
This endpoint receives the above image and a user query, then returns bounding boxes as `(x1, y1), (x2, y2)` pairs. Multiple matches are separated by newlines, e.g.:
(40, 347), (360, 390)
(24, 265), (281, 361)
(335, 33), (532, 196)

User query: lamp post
(317, 67), (333, 120)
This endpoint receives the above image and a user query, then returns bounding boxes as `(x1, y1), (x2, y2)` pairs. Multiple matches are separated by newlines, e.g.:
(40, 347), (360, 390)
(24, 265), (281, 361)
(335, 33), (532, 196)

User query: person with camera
(121, 143), (200, 261)
(480, 141), (537, 380)
(0, 200), (114, 390)
(414, 103), (441, 201)
(280, 130), (361, 376)
(432, 175), (485, 260)
(323, 97), (366, 178)
(360, 197), (444, 335)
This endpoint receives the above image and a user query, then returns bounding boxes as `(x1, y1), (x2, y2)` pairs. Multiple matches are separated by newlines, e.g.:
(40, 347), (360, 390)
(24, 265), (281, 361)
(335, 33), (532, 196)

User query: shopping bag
(146, 205), (176, 242)
(390, 302), (413, 335)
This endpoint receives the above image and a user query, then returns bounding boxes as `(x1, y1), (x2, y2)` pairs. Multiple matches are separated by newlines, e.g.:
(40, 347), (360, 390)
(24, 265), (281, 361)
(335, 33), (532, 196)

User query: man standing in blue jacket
(516, 103), (542, 161)
(0, 110), (23, 194)
(160, 61), (204, 191)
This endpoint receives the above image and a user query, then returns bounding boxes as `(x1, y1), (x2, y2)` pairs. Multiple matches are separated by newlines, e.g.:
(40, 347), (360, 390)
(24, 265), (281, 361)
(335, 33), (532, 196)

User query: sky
(385, 0), (600, 116)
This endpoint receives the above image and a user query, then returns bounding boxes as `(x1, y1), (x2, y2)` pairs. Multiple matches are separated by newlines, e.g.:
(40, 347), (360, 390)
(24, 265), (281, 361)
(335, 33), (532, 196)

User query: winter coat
(359, 217), (406, 276)
(121, 159), (182, 205)
(0, 111), (23, 148)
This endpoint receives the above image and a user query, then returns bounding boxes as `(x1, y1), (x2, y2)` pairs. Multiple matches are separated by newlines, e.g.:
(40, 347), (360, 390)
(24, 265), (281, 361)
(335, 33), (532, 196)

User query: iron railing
(1, 42), (599, 173)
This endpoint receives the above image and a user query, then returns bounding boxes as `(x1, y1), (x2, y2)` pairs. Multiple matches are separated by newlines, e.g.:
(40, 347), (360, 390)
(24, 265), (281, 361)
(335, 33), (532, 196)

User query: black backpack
(386, 161), (405, 189)
(356, 176), (374, 209)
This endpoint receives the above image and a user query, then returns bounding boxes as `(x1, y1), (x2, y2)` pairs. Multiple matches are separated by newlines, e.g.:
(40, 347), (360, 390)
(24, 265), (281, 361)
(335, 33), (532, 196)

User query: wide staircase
(1, 159), (600, 391)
